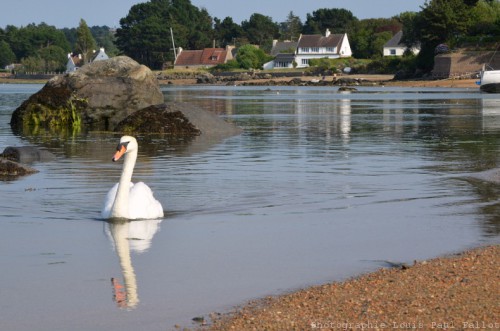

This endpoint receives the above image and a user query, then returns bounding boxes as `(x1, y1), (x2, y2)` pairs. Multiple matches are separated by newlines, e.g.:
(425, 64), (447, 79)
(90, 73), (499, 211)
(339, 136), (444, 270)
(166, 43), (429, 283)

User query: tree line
(0, 0), (498, 74)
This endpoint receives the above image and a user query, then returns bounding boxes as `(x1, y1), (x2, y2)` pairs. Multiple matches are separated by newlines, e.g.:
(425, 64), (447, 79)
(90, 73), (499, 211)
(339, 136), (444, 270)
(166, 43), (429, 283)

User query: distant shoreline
(0, 75), (479, 90)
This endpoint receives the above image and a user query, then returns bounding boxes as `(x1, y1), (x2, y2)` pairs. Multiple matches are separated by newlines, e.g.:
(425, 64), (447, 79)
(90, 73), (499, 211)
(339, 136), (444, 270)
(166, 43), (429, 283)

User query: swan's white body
(101, 136), (164, 220)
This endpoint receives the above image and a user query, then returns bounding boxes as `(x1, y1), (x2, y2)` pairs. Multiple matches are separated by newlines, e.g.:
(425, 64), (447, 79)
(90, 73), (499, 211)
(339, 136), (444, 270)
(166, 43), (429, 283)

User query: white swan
(101, 136), (164, 220)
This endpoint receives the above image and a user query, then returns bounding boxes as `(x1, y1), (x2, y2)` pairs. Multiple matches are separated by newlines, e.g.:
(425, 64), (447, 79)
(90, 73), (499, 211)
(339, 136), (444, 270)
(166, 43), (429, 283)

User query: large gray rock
(10, 56), (164, 132)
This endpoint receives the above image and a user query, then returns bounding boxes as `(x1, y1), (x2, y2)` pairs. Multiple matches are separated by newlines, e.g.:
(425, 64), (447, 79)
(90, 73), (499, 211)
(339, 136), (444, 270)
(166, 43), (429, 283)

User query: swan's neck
(111, 150), (137, 218)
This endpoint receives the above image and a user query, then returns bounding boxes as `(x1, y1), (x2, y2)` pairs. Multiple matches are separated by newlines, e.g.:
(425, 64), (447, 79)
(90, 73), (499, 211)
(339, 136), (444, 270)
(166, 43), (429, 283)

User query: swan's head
(112, 136), (138, 162)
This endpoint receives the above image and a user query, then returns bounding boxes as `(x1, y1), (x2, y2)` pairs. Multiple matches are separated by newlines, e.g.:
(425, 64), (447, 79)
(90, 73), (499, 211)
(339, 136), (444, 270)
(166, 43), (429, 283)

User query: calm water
(1, 83), (499, 330)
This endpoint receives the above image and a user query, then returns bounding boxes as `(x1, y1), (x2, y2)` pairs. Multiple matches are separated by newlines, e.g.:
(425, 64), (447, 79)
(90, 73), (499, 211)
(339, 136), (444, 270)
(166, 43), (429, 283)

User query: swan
(101, 136), (164, 220)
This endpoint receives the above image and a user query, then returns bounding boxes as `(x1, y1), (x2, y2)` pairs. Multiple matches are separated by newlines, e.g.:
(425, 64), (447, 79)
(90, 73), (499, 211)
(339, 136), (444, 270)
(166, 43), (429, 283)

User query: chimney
(325, 29), (331, 37)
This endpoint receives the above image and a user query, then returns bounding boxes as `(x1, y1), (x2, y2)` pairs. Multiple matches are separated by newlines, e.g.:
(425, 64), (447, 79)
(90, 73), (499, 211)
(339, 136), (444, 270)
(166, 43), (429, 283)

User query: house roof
(175, 48), (228, 66)
(271, 41), (297, 56)
(274, 53), (295, 61)
(298, 33), (345, 49)
(93, 48), (109, 61)
(384, 31), (404, 48)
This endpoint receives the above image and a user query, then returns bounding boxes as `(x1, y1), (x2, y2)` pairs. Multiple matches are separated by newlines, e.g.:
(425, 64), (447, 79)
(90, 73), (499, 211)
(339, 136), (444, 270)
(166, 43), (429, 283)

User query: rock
(1, 146), (56, 163)
(196, 73), (217, 84)
(10, 56), (164, 132)
(334, 77), (360, 86)
(0, 159), (39, 179)
(114, 102), (242, 138)
(338, 86), (358, 92)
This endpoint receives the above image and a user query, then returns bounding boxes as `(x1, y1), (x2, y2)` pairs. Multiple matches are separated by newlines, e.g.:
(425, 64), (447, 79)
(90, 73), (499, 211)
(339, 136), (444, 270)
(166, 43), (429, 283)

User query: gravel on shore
(200, 245), (499, 331)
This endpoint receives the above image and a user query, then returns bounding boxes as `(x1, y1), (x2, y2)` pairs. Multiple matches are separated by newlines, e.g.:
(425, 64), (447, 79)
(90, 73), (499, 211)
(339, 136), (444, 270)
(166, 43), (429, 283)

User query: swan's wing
(101, 183), (119, 219)
(128, 182), (164, 219)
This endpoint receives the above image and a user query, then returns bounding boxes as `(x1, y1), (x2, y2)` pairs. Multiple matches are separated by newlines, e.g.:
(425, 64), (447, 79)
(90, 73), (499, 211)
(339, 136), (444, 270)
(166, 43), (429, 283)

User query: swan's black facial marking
(115, 141), (130, 152)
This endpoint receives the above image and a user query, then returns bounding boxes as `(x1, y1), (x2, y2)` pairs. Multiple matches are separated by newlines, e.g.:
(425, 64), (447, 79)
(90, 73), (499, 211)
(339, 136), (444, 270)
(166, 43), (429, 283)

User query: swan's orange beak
(112, 143), (127, 162)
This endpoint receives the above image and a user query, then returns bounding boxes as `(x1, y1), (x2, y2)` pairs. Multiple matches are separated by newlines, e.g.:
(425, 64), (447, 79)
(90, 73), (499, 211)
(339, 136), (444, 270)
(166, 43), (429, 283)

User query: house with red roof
(174, 46), (235, 69)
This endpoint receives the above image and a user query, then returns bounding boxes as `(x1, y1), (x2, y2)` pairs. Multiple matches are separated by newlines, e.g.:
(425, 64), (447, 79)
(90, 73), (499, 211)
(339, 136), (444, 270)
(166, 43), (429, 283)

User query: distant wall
(432, 51), (500, 78)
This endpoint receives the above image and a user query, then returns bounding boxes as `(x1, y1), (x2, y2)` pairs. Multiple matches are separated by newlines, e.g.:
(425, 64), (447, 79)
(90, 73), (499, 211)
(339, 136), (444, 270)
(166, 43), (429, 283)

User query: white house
(92, 47), (109, 61)
(66, 48), (110, 73)
(295, 29), (352, 68)
(65, 53), (82, 73)
(264, 29), (352, 69)
(383, 31), (420, 57)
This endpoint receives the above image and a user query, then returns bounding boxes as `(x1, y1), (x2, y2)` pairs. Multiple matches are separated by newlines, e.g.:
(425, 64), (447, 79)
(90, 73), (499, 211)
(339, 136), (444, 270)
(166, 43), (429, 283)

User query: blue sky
(1, 0), (427, 29)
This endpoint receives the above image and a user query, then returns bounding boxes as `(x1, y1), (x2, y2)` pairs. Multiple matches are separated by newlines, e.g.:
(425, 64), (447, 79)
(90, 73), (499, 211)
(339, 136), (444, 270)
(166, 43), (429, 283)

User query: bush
(357, 54), (417, 75)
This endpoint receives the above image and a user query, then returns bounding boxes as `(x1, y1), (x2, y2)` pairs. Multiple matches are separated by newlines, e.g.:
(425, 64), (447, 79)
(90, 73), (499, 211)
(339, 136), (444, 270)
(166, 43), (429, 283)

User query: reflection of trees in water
(106, 219), (161, 309)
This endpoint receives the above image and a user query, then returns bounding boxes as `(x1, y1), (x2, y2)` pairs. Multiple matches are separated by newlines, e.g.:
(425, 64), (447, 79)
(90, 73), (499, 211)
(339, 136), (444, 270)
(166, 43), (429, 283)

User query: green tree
(39, 45), (67, 72)
(90, 26), (118, 56)
(469, 0), (500, 35)
(75, 19), (97, 64)
(0, 40), (16, 67)
(116, 0), (213, 69)
(372, 31), (394, 58)
(5, 23), (70, 61)
(397, 11), (420, 50)
(349, 18), (402, 59)
(280, 11), (303, 41)
(303, 8), (358, 35)
(236, 44), (272, 69)
(414, 0), (476, 72)
(241, 13), (279, 51)
(20, 56), (43, 73)
(417, 0), (471, 47)
(213, 16), (243, 47)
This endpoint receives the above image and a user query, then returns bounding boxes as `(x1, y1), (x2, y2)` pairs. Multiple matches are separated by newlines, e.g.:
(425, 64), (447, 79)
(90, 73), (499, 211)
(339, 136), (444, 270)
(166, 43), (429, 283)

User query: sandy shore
(197, 245), (499, 330)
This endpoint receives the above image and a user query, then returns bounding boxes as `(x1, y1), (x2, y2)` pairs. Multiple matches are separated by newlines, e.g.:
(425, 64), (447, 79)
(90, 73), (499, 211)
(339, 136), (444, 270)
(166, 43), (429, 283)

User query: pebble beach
(202, 245), (499, 330)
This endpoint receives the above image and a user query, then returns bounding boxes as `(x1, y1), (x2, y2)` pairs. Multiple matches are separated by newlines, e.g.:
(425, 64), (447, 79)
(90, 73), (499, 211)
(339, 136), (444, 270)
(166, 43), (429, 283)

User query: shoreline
(0, 75), (480, 89)
(197, 244), (499, 330)
(157, 74), (479, 89)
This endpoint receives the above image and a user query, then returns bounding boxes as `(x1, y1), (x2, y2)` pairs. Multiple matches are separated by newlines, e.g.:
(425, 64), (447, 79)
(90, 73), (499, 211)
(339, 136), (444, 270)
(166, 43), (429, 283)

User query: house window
(326, 47), (336, 53)
(301, 47), (310, 53)
(210, 55), (218, 60)
(301, 59), (309, 65)
(311, 47), (319, 53)
(390, 49), (396, 55)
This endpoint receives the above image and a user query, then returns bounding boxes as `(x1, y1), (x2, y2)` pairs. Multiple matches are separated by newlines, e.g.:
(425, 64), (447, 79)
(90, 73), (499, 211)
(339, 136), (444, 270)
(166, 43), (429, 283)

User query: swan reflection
(105, 218), (162, 309)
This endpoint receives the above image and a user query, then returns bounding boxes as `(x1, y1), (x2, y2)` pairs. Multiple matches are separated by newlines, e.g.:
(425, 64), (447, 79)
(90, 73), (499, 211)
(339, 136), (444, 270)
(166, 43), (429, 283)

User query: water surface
(0, 84), (499, 331)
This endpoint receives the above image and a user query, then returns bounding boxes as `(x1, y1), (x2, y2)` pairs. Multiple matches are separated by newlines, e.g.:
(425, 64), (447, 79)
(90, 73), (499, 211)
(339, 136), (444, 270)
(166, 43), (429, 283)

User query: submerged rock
(338, 86), (358, 92)
(1, 146), (56, 163)
(10, 56), (164, 132)
(0, 159), (39, 179)
(114, 102), (242, 138)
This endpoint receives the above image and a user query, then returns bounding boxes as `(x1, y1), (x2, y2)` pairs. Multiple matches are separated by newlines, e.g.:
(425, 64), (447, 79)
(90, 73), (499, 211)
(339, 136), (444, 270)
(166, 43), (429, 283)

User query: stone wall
(432, 51), (500, 78)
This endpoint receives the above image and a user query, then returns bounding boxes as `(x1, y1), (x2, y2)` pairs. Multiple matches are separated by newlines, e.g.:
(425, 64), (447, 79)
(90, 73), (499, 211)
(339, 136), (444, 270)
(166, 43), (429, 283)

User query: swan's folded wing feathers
(129, 182), (164, 219)
(101, 183), (119, 219)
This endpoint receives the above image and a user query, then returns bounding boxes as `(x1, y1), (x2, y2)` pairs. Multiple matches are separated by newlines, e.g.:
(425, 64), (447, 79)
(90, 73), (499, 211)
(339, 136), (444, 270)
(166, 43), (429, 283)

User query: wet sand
(200, 245), (499, 330)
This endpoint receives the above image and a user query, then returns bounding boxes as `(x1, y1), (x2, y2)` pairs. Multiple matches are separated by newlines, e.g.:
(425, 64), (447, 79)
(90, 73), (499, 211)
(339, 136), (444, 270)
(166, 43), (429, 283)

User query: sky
(1, 0), (427, 29)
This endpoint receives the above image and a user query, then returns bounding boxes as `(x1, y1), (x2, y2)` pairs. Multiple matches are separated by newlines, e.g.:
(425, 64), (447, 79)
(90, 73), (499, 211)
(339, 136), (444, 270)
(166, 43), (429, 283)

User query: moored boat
(480, 65), (500, 93)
